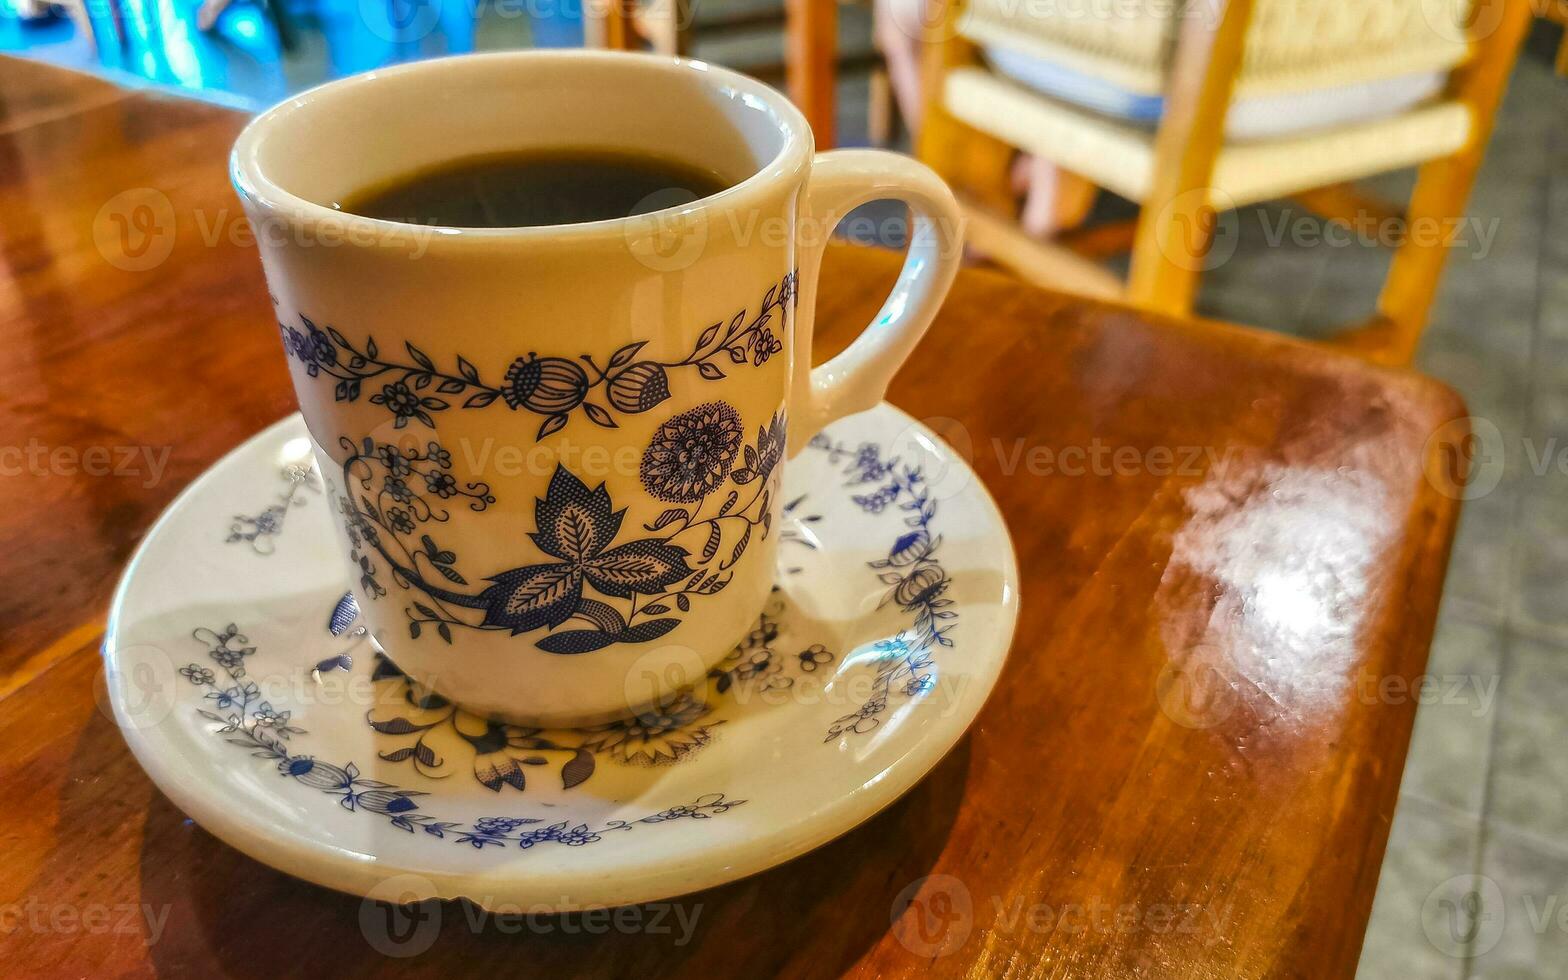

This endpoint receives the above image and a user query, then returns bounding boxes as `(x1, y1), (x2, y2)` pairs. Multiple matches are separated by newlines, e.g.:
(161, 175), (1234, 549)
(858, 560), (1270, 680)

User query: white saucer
(105, 404), (1019, 910)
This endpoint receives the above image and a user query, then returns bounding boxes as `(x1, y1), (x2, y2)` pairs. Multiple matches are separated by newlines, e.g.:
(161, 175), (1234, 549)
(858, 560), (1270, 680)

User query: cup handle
(787, 150), (964, 454)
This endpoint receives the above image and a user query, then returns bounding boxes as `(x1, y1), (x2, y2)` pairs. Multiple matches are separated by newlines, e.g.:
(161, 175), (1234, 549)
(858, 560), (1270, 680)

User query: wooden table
(0, 56), (1466, 977)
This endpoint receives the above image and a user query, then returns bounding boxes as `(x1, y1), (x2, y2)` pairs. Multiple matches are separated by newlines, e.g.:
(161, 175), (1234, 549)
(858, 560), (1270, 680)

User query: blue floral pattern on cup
(280, 272), (796, 440)
(331, 405), (787, 654)
(186, 432), (959, 850)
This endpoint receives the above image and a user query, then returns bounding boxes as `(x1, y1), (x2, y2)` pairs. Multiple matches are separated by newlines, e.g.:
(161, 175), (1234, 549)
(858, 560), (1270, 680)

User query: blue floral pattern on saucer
(180, 623), (744, 850)
(806, 436), (955, 739)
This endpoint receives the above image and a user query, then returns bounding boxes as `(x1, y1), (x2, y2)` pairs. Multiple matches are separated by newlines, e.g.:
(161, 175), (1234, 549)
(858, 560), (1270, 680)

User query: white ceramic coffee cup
(232, 50), (963, 727)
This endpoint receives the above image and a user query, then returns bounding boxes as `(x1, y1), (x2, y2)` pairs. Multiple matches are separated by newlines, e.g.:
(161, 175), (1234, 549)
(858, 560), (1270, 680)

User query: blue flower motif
(253, 702), (290, 727)
(470, 467), (692, 639)
(852, 486), (899, 513)
(810, 436), (958, 742)
(251, 508), (283, 536)
(211, 644), (255, 671)
(384, 478), (415, 504)
(516, 826), (561, 849)
(179, 664), (215, 685)
(424, 471), (458, 498)
(559, 825), (601, 847)
(386, 508), (416, 535)
(188, 621), (747, 849)
(376, 444), (412, 477)
(207, 681), (258, 710)
(751, 328), (781, 365)
(872, 636), (912, 660)
(475, 816), (530, 835)
(797, 644), (833, 672)
(887, 530), (935, 566)
(424, 442), (452, 468)
(640, 401), (744, 503)
(374, 382), (423, 425)
(904, 675), (935, 696)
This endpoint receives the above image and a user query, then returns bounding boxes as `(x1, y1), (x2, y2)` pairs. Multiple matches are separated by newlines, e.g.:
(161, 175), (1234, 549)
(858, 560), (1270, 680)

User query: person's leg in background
(872, 0), (1095, 241)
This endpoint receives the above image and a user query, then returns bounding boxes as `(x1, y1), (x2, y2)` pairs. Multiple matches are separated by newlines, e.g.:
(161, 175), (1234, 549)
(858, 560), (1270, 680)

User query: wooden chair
(1544, 0), (1568, 76)
(585, 0), (844, 149)
(919, 0), (1532, 365)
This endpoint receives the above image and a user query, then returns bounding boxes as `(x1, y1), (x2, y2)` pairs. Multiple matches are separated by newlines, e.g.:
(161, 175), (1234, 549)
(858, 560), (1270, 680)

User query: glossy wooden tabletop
(0, 56), (1466, 978)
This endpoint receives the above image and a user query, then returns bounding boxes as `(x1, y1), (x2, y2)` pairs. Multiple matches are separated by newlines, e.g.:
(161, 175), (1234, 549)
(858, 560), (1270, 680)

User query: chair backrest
(961, 0), (1476, 98)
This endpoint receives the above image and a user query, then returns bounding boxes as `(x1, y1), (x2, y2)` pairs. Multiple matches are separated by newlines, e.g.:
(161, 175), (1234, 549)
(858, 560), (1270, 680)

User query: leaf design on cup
(282, 271), (797, 438)
(472, 470), (693, 636)
(335, 407), (786, 654)
(479, 563), (587, 634)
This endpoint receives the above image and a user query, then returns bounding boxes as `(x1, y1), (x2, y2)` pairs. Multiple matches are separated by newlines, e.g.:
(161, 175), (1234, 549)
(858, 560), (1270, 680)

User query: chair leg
(869, 66), (895, 148)
(786, 0), (838, 149)
(1549, 0), (1568, 76)
(1018, 164), (1098, 238)
(918, 107), (1015, 217)
(1128, 195), (1225, 316)
(1364, 0), (1531, 364)
(584, 0), (637, 49)
(1053, 171), (1099, 232)
(1126, 0), (1254, 317)
(915, 0), (1014, 215)
(634, 0), (688, 55)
